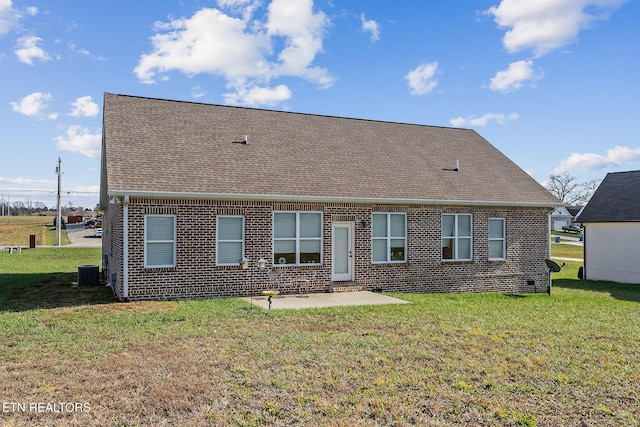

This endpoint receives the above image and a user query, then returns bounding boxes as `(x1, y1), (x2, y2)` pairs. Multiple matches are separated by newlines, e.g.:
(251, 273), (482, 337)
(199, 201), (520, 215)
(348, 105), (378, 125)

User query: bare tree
(545, 173), (579, 203)
(545, 174), (602, 205)
(571, 179), (602, 205)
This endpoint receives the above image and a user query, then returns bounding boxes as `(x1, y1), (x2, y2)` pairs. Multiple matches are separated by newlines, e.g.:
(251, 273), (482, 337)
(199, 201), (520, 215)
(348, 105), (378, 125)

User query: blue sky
(1, 0), (638, 209)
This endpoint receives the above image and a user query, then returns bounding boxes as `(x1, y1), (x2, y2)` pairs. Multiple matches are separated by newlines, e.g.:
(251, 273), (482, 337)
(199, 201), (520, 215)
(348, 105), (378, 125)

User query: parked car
(562, 224), (581, 233)
(94, 227), (103, 238)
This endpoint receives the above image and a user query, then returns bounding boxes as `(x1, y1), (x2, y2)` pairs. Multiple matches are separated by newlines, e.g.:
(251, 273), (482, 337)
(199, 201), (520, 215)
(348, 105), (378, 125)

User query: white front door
(332, 222), (354, 281)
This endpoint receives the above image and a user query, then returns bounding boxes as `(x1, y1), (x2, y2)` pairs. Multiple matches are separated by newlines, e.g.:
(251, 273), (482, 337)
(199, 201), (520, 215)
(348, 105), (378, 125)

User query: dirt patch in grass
(82, 300), (181, 314)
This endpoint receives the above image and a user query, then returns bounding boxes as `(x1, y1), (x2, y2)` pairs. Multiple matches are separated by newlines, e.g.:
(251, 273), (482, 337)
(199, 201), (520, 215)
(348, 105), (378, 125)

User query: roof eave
(106, 190), (559, 208)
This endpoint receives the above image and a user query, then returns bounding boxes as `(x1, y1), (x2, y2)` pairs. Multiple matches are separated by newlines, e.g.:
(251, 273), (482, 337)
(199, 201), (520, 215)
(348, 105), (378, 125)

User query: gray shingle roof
(100, 93), (558, 207)
(577, 170), (640, 223)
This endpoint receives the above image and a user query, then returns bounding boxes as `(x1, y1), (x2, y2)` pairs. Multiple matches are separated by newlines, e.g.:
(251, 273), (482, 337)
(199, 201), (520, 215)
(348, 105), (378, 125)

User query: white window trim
(144, 214), (177, 268)
(216, 215), (245, 266)
(442, 213), (473, 262)
(273, 211), (323, 266)
(371, 212), (407, 264)
(488, 218), (506, 261)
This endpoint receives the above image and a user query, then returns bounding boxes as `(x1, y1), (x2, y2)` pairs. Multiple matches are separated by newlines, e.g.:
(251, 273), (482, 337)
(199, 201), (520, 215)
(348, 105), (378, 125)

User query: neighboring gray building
(99, 93), (559, 301)
(577, 170), (640, 284)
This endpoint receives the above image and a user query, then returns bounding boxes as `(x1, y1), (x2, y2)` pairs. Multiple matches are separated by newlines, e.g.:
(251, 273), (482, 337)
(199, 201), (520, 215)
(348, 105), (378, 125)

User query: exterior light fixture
(257, 258), (267, 270)
(360, 219), (369, 228)
(240, 257), (250, 269)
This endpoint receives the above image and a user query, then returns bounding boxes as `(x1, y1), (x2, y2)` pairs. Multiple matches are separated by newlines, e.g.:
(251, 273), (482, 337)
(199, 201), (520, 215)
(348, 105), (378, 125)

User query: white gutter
(123, 194), (129, 300)
(108, 190), (560, 208)
(548, 211), (552, 295)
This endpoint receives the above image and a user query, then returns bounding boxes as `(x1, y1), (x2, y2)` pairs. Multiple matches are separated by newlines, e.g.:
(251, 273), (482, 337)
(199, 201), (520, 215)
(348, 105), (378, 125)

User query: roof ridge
(606, 169), (640, 175)
(103, 92), (475, 132)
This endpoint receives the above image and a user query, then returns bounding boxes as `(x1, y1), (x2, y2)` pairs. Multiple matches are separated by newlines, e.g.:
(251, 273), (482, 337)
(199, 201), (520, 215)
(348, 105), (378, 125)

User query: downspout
(548, 210), (552, 296)
(582, 225), (587, 280)
(123, 194), (129, 300)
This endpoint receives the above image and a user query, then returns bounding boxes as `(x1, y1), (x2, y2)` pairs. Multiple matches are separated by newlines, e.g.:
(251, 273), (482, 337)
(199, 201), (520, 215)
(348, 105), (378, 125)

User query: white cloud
(10, 91), (53, 117)
(489, 59), (541, 92)
(224, 84), (292, 106)
(553, 146), (640, 173)
(486, 0), (627, 57)
(191, 86), (206, 98)
(53, 125), (101, 158)
(360, 13), (380, 42)
(0, 0), (19, 35)
(134, 8), (271, 84)
(15, 35), (51, 65)
(217, 0), (254, 6)
(217, 0), (261, 22)
(134, 1), (331, 107)
(68, 42), (90, 56)
(405, 62), (438, 95)
(266, 0), (331, 85)
(69, 96), (99, 117)
(450, 112), (519, 127)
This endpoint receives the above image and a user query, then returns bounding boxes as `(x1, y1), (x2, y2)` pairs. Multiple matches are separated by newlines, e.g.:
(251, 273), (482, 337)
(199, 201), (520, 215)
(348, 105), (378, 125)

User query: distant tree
(571, 179), (602, 205)
(545, 173), (579, 203)
(545, 174), (602, 205)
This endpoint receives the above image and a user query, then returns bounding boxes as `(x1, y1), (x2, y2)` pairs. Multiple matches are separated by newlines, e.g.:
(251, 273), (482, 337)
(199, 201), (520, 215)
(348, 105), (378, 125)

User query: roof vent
(232, 135), (248, 145)
(443, 159), (459, 172)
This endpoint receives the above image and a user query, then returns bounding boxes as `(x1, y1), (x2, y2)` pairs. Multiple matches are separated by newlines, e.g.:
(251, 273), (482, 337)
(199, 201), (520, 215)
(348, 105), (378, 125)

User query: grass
(551, 230), (583, 238)
(0, 216), (69, 246)
(1, 249), (639, 426)
(0, 248), (109, 310)
(550, 243), (583, 259)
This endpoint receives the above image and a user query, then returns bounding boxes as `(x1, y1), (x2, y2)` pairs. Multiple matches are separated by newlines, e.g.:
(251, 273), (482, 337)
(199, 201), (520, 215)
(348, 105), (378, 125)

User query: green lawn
(550, 242), (583, 259)
(0, 248), (107, 309)
(0, 249), (638, 426)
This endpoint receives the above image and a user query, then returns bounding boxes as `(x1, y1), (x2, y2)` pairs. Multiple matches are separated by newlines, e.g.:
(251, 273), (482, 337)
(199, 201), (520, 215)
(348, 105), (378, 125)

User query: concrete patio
(241, 291), (411, 310)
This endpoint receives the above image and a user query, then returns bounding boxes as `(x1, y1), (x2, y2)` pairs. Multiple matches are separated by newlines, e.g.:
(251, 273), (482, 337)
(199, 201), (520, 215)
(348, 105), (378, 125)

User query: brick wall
(103, 197), (551, 300)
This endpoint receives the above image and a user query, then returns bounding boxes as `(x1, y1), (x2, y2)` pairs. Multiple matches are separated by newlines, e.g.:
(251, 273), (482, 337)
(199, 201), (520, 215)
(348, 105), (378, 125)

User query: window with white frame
(372, 213), (406, 263)
(488, 218), (505, 260)
(216, 216), (244, 266)
(273, 212), (322, 265)
(441, 213), (472, 261)
(144, 215), (176, 268)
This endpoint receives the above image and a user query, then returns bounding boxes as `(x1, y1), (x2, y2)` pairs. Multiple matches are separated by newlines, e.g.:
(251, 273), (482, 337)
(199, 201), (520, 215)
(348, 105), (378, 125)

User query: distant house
(551, 205), (583, 231)
(566, 206), (583, 226)
(577, 170), (640, 284)
(551, 206), (572, 231)
(99, 93), (559, 301)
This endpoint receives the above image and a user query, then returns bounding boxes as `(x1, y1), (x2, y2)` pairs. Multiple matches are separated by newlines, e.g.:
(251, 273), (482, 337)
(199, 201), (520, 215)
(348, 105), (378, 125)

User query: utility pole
(56, 157), (62, 247)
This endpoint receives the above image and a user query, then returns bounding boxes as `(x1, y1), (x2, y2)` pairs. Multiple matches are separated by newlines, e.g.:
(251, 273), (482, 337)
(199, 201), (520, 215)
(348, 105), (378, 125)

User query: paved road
(65, 223), (102, 248)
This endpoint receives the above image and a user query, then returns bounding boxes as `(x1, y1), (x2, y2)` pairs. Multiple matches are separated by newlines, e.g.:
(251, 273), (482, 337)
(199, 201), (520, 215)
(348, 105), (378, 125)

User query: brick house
(99, 93), (559, 301)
